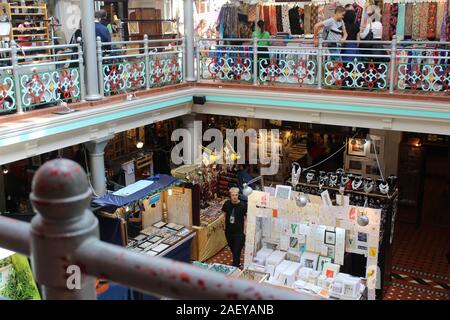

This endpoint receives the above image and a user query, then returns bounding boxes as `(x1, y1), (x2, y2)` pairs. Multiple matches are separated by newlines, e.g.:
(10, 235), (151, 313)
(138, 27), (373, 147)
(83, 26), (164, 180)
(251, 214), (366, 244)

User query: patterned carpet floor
(206, 222), (450, 300)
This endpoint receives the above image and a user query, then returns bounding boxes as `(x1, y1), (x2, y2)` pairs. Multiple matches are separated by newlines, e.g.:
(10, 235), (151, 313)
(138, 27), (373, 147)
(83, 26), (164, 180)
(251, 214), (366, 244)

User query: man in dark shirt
(95, 11), (111, 52)
(222, 187), (247, 267)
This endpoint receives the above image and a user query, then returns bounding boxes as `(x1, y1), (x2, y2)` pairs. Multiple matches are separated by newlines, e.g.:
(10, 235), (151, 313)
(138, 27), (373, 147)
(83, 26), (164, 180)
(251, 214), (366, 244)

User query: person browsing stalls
(313, 6), (347, 60)
(222, 187), (247, 268)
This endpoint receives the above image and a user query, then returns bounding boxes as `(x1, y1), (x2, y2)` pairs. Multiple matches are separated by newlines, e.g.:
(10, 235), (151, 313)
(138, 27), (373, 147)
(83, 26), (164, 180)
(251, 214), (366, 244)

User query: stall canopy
(92, 174), (182, 212)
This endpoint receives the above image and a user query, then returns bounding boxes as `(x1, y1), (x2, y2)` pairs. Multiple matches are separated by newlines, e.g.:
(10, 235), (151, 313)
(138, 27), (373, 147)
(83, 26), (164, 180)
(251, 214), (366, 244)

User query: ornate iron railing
(196, 37), (450, 94)
(0, 48), (15, 114)
(99, 36), (183, 95)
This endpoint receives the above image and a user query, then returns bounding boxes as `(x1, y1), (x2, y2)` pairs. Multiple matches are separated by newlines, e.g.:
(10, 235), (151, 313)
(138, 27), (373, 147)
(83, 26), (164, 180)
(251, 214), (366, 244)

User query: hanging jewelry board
(166, 186), (193, 228)
(244, 190), (381, 300)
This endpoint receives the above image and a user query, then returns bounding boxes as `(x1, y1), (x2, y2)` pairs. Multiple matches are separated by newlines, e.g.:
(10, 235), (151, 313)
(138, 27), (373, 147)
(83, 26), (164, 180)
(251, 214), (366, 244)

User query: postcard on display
(335, 194), (350, 207)
(275, 185), (292, 200)
(334, 228), (346, 265)
(321, 190), (333, 206)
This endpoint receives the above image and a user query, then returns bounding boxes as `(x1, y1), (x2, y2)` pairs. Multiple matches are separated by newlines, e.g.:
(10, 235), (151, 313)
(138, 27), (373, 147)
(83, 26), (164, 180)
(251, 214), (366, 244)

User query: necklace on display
(352, 178), (363, 190)
(364, 180), (374, 193)
(306, 172), (315, 184)
(379, 182), (389, 195)
(291, 163), (301, 188)
(329, 174), (338, 187)
(318, 177), (328, 190)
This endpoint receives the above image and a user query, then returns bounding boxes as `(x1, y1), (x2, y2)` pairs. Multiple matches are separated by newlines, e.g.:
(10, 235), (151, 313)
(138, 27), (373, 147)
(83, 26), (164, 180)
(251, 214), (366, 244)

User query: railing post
(389, 35), (397, 94)
(317, 33), (323, 89)
(183, 0), (195, 82)
(182, 36), (187, 83)
(253, 36), (258, 86)
(78, 40), (86, 102)
(96, 37), (104, 98)
(29, 159), (98, 299)
(196, 38), (201, 82)
(144, 34), (150, 90)
(10, 41), (23, 114)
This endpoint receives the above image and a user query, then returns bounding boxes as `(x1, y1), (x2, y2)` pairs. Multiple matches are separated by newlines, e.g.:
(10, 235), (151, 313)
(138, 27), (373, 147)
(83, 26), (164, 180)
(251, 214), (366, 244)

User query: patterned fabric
(310, 5), (319, 32)
(317, 5), (325, 24)
(436, 2), (446, 40)
(412, 3), (421, 40)
(269, 5), (278, 35)
(276, 5), (283, 33)
(263, 6), (271, 32)
(389, 4), (398, 40)
(404, 3), (413, 38)
(248, 4), (257, 22)
(419, 3), (429, 40)
(427, 3), (438, 40)
(353, 3), (363, 25)
(282, 5), (291, 34)
(382, 3), (391, 41)
(304, 5), (311, 35)
(396, 3), (406, 40)
(445, 0), (450, 41)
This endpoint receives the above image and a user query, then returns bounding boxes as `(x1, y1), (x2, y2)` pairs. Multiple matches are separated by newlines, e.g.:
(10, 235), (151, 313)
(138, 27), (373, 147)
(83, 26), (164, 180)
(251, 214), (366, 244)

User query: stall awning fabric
(92, 174), (181, 212)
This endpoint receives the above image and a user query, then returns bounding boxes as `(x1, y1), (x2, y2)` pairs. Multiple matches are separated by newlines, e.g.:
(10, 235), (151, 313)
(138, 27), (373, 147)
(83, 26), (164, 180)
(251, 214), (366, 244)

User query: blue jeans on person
(328, 43), (342, 61)
(342, 42), (359, 62)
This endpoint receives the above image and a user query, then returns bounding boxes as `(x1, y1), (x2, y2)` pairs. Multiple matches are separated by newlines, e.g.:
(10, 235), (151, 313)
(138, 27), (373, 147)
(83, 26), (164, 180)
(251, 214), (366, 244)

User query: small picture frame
(324, 230), (336, 245)
(367, 135), (384, 159)
(357, 232), (368, 243)
(345, 156), (365, 174)
(347, 138), (368, 157)
(325, 245), (335, 260)
(275, 185), (292, 200)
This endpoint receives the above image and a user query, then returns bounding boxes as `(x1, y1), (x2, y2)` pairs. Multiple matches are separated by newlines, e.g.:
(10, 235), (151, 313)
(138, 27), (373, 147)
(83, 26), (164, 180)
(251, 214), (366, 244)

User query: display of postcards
(158, 229), (175, 238)
(176, 228), (192, 238)
(166, 222), (178, 230)
(140, 226), (160, 237)
(357, 232), (368, 243)
(131, 247), (143, 252)
(151, 243), (170, 253)
(145, 250), (158, 256)
(148, 236), (163, 243)
(324, 231), (336, 245)
(162, 235), (182, 246)
(289, 236), (299, 250)
(133, 234), (148, 242)
(325, 245), (335, 259)
(173, 224), (185, 231)
(138, 241), (153, 250)
(193, 261), (211, 270)
(127, 240), (138, 248)
(153, 221), (167, 229)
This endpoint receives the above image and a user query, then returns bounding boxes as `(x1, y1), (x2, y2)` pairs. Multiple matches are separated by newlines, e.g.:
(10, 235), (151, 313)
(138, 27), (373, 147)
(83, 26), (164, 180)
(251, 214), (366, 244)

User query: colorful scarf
(382, 3), (391, 41)
(389, 4), (398, 40)
(263, 6), (271, 33)
(404, 3), (413, 38)
(310, 5), (319, 33)
(427, 2), (438, 40)
(281, 5), (291, 34)
(412, 3), (421, 40)
(436, 2), (446, 40)
(304, 5), (311, 35)
(248, 5), (257, 22)
(419, 3), (429, 40)
(276, 5), (283, 33)
(269, 5), (278, 36)
(353, 3), (363, 25)
(396, 4), (405, 40)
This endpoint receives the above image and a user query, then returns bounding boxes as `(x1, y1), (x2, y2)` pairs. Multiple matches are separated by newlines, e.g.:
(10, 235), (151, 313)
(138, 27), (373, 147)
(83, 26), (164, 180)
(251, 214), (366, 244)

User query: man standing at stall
(222, 187), (247, 268)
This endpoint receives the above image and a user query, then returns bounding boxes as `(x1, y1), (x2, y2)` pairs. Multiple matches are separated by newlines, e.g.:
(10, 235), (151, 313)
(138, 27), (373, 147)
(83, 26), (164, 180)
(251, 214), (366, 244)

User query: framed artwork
(325, 245), (335, 260)
(300, 252), (319, 270)
(128, 21), (140, 34)
(275, 185), (292, 200)
(345, 156), (365, 174)
(324, 230), (336, 245)
(367, 135), (385, 159)
(347, 138), (368, 157)
(317, 256), (333, 272)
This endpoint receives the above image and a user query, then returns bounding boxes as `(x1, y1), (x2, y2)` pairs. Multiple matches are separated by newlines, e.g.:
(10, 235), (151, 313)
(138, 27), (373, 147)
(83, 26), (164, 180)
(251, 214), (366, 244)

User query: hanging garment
(396, 3), (405, 40)
(264, 6), (271, 32)
(436, 2), (446, 40)
(389, 4), (398, 40)
(412, 3), (421, 40)
(289, 6), (302, 35)
(269, 5), (278, 35)
(419, 3), (429, 40)
(248, 4), (257, 22)
(310, 5), (319, 32)
(318, 5), (325, 24)
(427, 2), (438, 40)
(276, 5), (283, 33)
(381, 3), (391, 41)
(282, 5), (291, 34)
(404, 3), (413, 38)
(353, 3), (363, 25)
(446, 0), (450, 41)
(304, 5), (311, 34)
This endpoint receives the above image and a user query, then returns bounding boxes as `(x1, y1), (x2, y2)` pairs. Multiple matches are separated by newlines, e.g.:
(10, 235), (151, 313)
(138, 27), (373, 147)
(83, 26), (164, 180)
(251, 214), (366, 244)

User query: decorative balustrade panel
(323, 60), (389, 90)
(103, 60), (146, 94)
(148, 53), (183, 87)
(258, 57), (316, 85)
(397, 63), (450, 92)
(19, 68), (80, 110)
(199, 46), (253, 82)
(0, 75), (15, 113)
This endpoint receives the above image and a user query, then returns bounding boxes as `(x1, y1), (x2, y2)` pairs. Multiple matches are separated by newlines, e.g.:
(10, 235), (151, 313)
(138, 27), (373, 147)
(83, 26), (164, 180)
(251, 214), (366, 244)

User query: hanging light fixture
(2, 166), (8, 174)
(136, 141), (144, 149)
(295, 193), (310, 208)
(242, 176), (264, 197)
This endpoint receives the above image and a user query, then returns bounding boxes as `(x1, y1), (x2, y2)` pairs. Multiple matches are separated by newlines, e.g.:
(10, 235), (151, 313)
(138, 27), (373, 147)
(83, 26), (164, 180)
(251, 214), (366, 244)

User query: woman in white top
(359, 5), (387, 62)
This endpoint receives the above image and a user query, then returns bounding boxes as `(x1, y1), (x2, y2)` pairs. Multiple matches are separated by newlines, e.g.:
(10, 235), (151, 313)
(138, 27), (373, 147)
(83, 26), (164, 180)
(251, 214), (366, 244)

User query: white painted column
(183, 0), (195, 82)
(182, 114), (202, 165)
(0, 171), (5, 213)
(84, 136), (113, 196)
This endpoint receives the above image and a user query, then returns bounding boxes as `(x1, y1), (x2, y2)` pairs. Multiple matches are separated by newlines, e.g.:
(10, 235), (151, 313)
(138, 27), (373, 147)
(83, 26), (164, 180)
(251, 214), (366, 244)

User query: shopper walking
(252, 20), (271, 78)
(342, 10), (360, 62)
(222, 187), (247, 268)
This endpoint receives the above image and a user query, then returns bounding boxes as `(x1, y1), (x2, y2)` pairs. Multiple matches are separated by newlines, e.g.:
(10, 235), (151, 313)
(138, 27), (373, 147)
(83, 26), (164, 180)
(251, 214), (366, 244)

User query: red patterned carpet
(206, 222), (450, 300)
